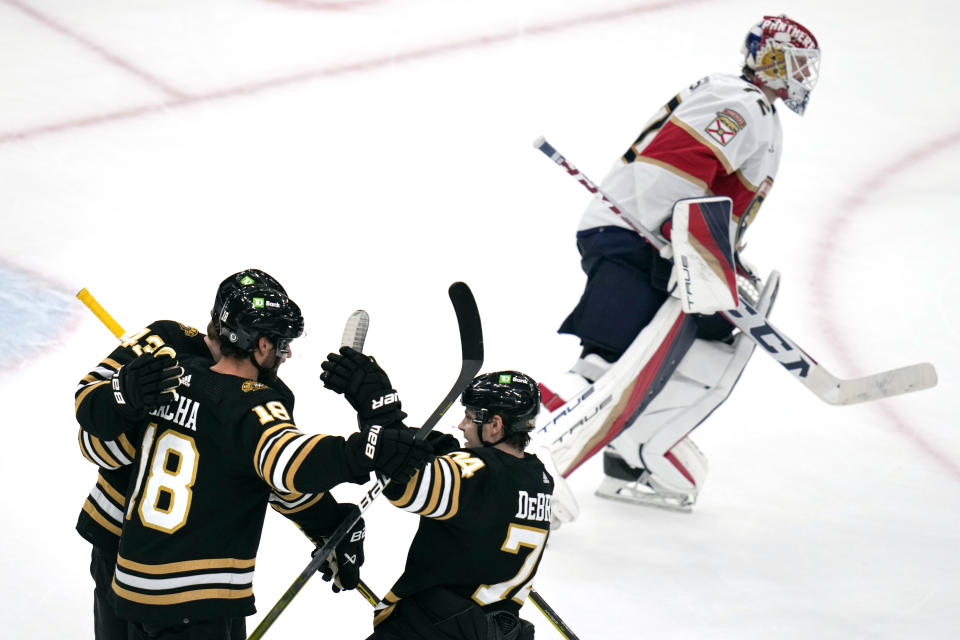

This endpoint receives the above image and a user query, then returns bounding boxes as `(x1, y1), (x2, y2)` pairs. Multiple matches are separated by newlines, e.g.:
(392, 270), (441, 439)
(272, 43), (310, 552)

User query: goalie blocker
(535, 196), (769, 515)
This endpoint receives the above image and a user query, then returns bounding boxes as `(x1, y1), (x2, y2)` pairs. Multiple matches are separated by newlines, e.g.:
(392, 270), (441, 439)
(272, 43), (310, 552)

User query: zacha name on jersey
(515, 490), (552, 523)
(148, 396), (200, 431)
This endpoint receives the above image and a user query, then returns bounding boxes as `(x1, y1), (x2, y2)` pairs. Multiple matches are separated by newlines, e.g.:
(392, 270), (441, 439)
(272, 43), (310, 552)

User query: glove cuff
(344, 432), (375, 482)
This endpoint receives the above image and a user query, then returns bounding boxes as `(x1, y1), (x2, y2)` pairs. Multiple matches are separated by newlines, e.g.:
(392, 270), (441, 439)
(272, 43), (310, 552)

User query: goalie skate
(595, 450), (696, 513)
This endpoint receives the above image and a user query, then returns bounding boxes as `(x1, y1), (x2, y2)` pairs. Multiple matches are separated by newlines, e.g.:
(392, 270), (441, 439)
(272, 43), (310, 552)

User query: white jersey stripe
(115, 567), (255, 591)
(403, 462), (434, 513)
(90, 485), (124, 524)
(425, 459), (453, 518)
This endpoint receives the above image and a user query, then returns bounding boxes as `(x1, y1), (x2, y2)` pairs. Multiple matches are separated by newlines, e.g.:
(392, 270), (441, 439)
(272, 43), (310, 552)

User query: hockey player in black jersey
(321, 353), (553, 640)
(75, 277), (432, 639)
(74, 268), (288, 640)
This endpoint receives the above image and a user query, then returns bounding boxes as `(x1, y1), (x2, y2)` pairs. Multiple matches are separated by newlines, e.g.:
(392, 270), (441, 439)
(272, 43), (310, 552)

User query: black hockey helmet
(461, 371), (541, 434)
(217, 284), (303, 356)
(211, 269), (286, 326)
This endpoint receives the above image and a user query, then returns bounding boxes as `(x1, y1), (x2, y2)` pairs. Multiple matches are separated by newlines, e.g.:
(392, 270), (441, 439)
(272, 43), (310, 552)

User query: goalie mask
(461, 371), (541, 440)
(217, 284), (304, 358)
(742, 15), (820, 115)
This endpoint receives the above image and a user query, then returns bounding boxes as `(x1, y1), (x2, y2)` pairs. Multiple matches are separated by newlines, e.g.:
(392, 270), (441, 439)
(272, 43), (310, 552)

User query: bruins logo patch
(242, 380), (270, 392)
(178, 323), (200, 337)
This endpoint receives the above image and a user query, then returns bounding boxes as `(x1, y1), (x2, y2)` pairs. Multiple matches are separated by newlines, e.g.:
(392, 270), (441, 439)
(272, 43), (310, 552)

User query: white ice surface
(1, 1), (957, 638)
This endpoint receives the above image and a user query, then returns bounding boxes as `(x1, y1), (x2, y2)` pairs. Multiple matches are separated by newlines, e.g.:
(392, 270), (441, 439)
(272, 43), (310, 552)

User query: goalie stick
(247, 281), (484, 640)
(533, 136), (938, 405)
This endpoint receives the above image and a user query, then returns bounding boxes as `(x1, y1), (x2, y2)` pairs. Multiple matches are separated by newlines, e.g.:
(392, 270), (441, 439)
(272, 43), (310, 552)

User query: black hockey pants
(91, 545), (127, 640)
(560, 226), (732, 360)
(367, 586), (535, 640)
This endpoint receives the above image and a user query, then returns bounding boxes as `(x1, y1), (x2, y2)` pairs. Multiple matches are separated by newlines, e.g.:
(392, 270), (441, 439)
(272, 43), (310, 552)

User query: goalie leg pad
(601, 272), (780, 506)
(535, 298), (696, 477)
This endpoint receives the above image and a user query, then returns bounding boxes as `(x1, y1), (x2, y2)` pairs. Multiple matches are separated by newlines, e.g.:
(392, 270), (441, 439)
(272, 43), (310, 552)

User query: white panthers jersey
(579, 73), (782, 242)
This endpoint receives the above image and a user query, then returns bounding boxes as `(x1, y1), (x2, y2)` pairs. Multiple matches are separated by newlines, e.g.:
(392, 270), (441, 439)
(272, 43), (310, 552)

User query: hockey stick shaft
(247, 282), (483, 640)
(533, 136), (937, 404)
(529, 589), (581, 640)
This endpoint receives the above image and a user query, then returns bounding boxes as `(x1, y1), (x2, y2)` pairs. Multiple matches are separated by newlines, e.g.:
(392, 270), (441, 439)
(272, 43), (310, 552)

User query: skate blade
(595, 482), (695, 513)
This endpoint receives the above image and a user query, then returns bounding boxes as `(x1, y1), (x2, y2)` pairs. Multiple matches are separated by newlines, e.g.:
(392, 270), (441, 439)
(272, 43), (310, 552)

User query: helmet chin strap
(250, 338), (279, 383)
(481, 433), (505, 447)
(473, 409), (507, 447)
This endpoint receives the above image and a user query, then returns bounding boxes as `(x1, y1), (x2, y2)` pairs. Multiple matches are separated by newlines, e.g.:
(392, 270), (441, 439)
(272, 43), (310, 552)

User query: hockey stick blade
(247, 282), (483, 640)
(723, 299), (938, 404)
(340, 309), (370, 351)
(414, 281), (484, 439)
(805, 361), (938, 406)
(534, 135), (939, 406)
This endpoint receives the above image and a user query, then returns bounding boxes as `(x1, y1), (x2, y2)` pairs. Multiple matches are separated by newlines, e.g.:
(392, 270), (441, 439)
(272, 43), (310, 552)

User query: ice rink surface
(1, 0), (958, 637)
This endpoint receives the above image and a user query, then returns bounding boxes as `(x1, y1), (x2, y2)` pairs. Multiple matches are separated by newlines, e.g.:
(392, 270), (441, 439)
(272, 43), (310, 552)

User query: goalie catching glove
(321, 347), (404, 427)
(111, 346), (183, 419)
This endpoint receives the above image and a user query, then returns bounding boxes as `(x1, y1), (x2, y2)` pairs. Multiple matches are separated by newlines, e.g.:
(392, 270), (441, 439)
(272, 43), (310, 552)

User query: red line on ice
(2, 0), (187, 98)
(812, 129), (960, 482)
(0, 0), (708, 144)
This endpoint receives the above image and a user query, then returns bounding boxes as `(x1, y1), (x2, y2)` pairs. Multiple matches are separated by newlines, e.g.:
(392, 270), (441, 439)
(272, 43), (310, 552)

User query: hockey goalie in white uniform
(534, 15), (821, 519)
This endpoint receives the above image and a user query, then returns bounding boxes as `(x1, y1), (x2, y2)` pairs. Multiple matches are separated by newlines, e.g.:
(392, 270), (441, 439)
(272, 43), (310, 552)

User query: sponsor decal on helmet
(762, 16), (816, 49)
(240, 275), (256, 285)
(498, 374), (513, 384)
(252, 297), (265, 308)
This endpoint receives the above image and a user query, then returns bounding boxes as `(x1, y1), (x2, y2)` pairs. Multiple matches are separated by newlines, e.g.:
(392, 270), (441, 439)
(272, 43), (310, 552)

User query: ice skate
(594, 450), (697, 513)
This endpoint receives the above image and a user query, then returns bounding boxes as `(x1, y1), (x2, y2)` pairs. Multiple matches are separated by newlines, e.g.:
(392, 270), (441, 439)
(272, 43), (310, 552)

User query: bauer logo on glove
(371, 392), (399, 411)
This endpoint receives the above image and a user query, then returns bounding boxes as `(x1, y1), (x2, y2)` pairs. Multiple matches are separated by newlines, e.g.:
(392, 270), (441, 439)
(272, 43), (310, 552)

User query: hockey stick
(533, 136), (938, 405)
(77, 288), (126, 338)
(354, 580), (581, 640)
(247, 282), (484, 640)
(529, 590), (582, 640)
(76, 295), (390, 628)
(341, 309), (370, 351)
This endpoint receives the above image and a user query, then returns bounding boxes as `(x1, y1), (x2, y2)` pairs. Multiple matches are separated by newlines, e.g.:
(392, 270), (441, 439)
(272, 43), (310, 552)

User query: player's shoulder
(450, 447), (550, 484)
(682, 73), (772, 116)
(183, 359), (289, 408)
(144, 319), (210, 357)
(267, 376), (296, 407)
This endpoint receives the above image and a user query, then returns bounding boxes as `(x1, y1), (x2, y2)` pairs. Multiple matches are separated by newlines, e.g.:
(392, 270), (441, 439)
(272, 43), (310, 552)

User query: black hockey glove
(345, 425), (433, 486)
(111, 347), (183, 419)
(419, 430), (461, 455)
(320, 347), (403, 427)
(317, 508), (365, 593)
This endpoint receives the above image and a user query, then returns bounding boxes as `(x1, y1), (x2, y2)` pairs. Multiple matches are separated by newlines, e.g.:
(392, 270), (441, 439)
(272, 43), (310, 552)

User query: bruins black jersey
(77, 356), (368, 624)
(74, 320), (215, 552)
(375, 446), (554, 627)
(102, 355), (361, 625)
(73, 321), (307, 554)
